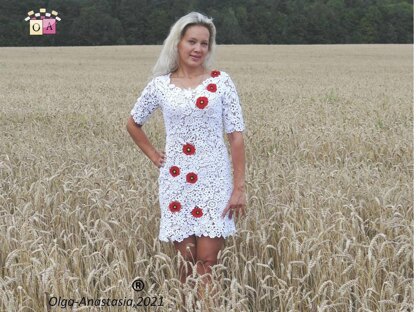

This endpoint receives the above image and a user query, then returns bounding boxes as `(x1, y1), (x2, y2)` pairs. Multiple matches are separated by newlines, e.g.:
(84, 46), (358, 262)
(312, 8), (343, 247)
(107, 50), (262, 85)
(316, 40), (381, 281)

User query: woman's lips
(191, 55), (201, 60)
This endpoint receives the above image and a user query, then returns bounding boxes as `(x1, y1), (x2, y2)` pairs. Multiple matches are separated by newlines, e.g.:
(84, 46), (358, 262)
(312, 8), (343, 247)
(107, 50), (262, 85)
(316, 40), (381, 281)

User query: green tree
(146, 8), (170, 44)
(326, 0), (346, 43)
(379, 2), (413, 43)
(358, 5), (382, 43)
(118, 0), (149, 44)
(216, 7), (244, 43)
(0, 0), (413, 46)
(305, 1), (332, 44)
(286, 0), (308, 44)
(70, 4), (124, 45)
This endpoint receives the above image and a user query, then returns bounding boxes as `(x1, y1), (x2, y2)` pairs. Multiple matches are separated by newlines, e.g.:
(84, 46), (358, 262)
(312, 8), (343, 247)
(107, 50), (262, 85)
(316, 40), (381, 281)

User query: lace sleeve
(221, 73), (245, 134)
(130, 78), (160, 126)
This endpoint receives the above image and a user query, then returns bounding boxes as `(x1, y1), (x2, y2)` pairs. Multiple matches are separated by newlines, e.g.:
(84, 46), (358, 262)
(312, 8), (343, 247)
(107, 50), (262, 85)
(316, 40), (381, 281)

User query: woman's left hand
(221, 189), (246, 219)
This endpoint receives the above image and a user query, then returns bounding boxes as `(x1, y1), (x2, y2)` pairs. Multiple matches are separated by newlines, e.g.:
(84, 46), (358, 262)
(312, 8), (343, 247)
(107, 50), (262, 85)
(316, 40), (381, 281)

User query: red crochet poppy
(196, 96), (208, 109)
(169, 166), (180, 177)
(191, 206), (203, 218)
(211, 70), (220, 77)
(183, 143), (196, 155)
(186, 172), (198, 184)
(206, 83), (217, 93)
(169, 201), (181, 213)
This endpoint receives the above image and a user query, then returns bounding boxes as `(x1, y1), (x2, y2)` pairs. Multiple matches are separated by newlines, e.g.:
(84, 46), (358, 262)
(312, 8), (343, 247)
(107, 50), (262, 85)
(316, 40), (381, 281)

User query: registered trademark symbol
(131, 278), (145, 292)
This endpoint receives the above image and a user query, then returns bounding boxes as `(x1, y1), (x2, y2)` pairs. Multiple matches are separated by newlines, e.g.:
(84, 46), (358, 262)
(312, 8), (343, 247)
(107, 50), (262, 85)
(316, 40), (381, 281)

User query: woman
(126, 11), (246, 304)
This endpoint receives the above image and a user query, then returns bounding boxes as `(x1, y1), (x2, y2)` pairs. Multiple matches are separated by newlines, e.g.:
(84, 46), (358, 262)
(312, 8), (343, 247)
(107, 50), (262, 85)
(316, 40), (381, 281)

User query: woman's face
(177, 25), (210, 69)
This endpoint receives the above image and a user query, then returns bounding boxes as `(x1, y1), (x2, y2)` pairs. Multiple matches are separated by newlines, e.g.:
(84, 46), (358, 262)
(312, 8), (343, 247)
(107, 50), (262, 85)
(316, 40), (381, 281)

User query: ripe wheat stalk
(0, 44), (412, 311)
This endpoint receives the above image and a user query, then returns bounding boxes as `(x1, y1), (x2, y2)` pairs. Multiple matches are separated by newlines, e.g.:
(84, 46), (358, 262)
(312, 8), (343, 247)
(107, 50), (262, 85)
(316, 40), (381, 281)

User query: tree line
(2, 0), (413, 46)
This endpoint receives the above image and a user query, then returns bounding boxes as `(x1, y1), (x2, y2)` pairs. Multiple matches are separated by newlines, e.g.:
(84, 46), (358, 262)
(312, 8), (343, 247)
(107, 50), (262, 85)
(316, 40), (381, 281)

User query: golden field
(0, 44), (413, 311)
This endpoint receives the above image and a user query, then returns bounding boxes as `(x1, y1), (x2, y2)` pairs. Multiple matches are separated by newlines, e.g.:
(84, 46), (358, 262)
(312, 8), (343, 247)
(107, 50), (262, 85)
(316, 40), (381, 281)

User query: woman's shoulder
(209, 69), (229, 77)
(143, 74), (169, 90)
(152, 74), (169, 83)
(209, 69), (234, 85)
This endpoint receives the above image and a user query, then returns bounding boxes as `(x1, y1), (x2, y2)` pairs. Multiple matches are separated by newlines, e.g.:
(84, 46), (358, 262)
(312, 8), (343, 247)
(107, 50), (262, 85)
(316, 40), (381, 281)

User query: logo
(131, 278), (145, 292)
(24, 8), (61, 35)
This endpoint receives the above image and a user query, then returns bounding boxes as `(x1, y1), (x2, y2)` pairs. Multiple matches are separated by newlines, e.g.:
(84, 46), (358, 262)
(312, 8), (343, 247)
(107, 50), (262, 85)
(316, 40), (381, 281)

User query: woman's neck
(172, 66), (208, 79)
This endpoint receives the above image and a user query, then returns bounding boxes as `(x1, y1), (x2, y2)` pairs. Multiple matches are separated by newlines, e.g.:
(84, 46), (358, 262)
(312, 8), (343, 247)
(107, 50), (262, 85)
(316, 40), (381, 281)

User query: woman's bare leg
(173, 235), (197, 283)
(173, 235), (197, 309)
(195, 235), (225, 306)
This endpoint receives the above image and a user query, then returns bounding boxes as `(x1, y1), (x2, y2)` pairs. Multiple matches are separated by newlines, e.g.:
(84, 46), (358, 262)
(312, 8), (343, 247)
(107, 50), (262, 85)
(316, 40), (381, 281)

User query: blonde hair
(151, 12), (216, 78)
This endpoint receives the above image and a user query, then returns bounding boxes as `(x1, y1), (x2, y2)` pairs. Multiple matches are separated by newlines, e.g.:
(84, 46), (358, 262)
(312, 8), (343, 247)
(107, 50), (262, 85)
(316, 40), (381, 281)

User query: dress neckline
(167, 71), (213, 92)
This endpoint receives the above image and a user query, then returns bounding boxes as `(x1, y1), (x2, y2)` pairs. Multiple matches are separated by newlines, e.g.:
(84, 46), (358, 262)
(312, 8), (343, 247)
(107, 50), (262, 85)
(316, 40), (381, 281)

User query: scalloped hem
(159, 230), (236, 243)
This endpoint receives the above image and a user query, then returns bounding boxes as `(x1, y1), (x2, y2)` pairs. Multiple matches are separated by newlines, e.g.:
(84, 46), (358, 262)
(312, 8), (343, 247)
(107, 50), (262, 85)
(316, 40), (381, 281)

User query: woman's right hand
(152, 150), (166, 168)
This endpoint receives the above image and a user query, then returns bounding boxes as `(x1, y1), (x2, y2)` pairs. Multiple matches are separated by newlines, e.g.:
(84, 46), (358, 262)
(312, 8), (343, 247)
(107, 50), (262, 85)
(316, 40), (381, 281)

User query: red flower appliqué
(191, 206), (203, 218)
(169, 166), (180, 177)
(196, 96), (208, 109)
(211, 70), (220, 77)
(206, 83), (217, 93)
(183, 143), (196, 155)
(169, 201), (181, 213)
(186, 172), (198, 184)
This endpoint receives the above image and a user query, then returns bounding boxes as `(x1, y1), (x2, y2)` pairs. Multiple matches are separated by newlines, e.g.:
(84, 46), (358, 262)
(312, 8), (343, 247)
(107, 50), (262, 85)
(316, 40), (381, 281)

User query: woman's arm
(227, 131), (245, 191)
(126, 116), (165, 168)
(222, 131), (246, 219)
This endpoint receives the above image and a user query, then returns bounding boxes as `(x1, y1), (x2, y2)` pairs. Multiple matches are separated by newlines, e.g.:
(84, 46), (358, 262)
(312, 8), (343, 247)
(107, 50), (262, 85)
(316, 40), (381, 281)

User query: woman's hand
(151, 150), (166, 168)
(221, 189), (246, 220)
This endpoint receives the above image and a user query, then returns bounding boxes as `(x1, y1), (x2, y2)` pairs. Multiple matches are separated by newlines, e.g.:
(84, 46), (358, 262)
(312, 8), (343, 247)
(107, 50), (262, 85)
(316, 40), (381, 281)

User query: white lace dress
(130, 70), (245, 242)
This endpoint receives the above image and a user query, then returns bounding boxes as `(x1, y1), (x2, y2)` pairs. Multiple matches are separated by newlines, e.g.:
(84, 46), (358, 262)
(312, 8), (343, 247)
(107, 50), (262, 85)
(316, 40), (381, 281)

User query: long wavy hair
(151, 12), (217, 78)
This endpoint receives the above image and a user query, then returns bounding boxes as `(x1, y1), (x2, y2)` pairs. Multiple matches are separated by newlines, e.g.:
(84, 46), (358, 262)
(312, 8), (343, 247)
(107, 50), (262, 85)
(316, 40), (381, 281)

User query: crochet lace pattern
(130, 70), (245, 242)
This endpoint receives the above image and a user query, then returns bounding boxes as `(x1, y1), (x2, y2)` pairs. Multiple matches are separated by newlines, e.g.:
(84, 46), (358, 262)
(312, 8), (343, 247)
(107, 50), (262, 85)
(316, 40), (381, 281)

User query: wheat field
(0, 44), (413, 311)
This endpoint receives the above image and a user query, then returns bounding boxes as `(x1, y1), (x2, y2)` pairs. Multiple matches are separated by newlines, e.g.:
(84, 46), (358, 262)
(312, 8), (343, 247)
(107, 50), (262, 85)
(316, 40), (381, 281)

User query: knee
(195, 257), (216, 280)
(196, 256), (218, 269)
